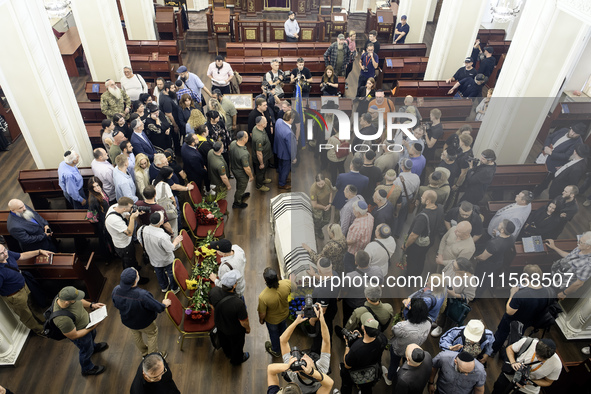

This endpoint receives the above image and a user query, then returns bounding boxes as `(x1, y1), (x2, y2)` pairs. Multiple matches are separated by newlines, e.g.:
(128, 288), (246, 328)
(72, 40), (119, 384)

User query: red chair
(164, 291), (215, 350)
(183, 202), (224, 239)
(179, 229), (195, 264)
(172, 258), (194, 300)
(188, 181), (227, 214)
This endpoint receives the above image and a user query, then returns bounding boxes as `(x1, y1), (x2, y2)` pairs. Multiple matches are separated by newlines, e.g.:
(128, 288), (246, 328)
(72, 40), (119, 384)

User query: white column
(120, 0), (157, 40)
(556, 286), (591, 340)
(472, 0), (591, 164)
(427, 0), (438, 22)
(424, 0), (488, 81)
(70, 0), (130, 81)
(0, 297), (30, 366)
(397, 0), (433, 44)
(0, 0), (93, 168)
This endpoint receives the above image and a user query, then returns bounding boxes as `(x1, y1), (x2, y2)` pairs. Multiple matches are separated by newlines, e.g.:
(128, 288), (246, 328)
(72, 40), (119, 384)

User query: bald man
(389, 344), (432, 392)
(7, 199), (56, 252)
(436, 221), (475, 268)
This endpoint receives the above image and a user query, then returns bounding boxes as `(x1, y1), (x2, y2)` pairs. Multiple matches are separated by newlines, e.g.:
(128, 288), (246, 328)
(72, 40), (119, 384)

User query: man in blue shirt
(176, 65), (211, 105)
(0, 243), (53, 335)
(394, 15), (410, 44)
(58, 150), (87, 209)
(448, 74), (486, 98)
(273, 111), (297, 189)
(358, 43), (378, 89)
(112, 268), (171, 358)
(284, 11), (299, 42)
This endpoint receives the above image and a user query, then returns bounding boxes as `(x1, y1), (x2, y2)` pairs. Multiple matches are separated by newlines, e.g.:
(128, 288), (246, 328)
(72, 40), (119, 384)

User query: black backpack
(43, 298), (76, 341)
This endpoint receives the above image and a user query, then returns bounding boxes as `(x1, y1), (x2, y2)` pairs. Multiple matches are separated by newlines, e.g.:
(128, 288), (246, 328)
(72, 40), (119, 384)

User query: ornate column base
(0, 298), (30, 366)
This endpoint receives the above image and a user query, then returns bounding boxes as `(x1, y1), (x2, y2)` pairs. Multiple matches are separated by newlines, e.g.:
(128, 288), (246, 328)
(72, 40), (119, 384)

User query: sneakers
(233, 202), (248, 209)
(265, 341), (281, 357)
(93, 342), (109, 354)
(161, 287), (168, 293)
(263, 179), (272, 184)
(382, 365), (392, 386)
(82, 365), (106, 376)
(257, 185), (270, 192)
(160, 351), (168, 359)
(582, 346), (590, 355)
(584, 200), (591, 207)
(278, 185), (291, 190)
(431, 326), (443, 337)
(172, 288), (180, 295)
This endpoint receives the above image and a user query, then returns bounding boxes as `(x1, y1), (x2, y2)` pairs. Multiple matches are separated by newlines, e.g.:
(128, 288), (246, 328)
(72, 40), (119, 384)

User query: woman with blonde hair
(185, 108), (207, 135)
(134, 153), (150, 199)
(208, 97), (227, 123)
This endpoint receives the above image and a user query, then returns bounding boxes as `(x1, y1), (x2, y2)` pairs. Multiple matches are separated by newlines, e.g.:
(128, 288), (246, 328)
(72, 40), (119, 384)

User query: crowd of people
(2, 23), (591, 394)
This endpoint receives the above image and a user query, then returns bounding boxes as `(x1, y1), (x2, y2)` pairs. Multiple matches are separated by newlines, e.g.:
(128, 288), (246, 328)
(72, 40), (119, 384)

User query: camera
(512, 364), (532, 386)
(45, 227), (52, 234)
(289, 347), (308, 372)
(466, 156), (480, 163)
(341, 327), (361, 345)
(320, 82), (327, 92)
(302, 294), (318, 319)
(131, 205), (151, 214)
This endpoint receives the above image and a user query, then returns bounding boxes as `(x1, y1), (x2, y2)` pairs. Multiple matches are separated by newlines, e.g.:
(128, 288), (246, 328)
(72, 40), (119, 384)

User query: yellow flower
(287, 293), (294, 302)
(195, 246), (217, 258)
(186, 279), (199, 290)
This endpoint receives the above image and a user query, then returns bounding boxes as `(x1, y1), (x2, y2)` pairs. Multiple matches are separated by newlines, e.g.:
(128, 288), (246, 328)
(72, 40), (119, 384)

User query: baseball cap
(361, 312), (379, 329)
(210, 239), (232, 253)
(464, 57), (473, 63)
(464, 319), (485, 342)
(220, 269), (242, 287)
(401, 15), (407, 20)
(176, 65), (188, 73)
(337, 34), (345, 39)
(58, 286), (85, 301)
(120, 268), (138, 290)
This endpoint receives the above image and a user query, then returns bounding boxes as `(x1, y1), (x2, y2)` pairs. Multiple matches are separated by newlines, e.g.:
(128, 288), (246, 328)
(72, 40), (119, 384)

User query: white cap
(464, 319), (485, 343)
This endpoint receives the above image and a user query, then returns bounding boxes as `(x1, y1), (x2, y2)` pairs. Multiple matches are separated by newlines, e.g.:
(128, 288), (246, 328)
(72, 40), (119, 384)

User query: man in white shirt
(91, 148), (116, 203)
(206, 55), (234, 95)
(436, 221), (476, 267)
(208, 239), (247, 298)
(364, 224), (396, 276)
(492, 338), (561, 394)
(120, 66), (148, 101)
(105, 197), (149, 283)
(487, 191), (533, 237)
(284, 11), (299, 42)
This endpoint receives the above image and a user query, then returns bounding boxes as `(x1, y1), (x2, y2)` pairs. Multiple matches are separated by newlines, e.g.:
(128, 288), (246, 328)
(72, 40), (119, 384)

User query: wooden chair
(183, 202), (225, 239)
(164, 291), (215, 350)
(172, 258), (194, 300)
(187, 181), (227, 214)
(179, 229), (195, 264)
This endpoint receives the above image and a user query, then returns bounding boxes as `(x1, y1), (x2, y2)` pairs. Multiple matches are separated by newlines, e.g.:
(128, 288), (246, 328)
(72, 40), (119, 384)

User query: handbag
(156, 182), (178, 218)
(335, 140), (350, 159)
(349, 363), (381, 385)
(85, 209), (99, 223)
(445, 297), (471, 325)
(138, 226), (151, 266)
(415, 213), (431, 247)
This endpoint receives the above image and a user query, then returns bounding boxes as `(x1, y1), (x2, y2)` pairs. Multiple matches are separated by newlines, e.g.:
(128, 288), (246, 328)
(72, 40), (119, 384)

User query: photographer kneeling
(280, 306), (331, 394)
(267, 355), (334, 394)
(492, 338), (561, 394)
(340, 313), (387, 394)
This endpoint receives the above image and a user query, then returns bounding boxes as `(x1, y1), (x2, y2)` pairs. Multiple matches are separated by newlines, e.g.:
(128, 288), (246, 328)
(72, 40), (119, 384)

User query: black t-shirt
(456, 148), (473, 170)
(291, 67), (312, 81)
(508, 287), (553, 326)
(424, 123), (444, 160)
(323, 75), (339, 96)
(130, 357), (180, 394)
(409, 205), (443, 242)
(396, 351), (433, 394)
(345, 333), (387, 369)
(438, 159), (462, 187)
(478, 56), (496, 77)
(458, 78), (483, 98)
(364, 40), (381, 55)
(360, 165), (383, 200)
(484, 235), (515, 267)
(453, 66), (477, 82)
(444, 207), (484, 237)
(267, 385), (281, 394)
(209, 287), (248, 335)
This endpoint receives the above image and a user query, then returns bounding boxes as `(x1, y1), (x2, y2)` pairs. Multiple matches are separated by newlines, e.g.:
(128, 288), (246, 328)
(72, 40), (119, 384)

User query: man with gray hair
(120, 66), (148, 101)
(101, 78), (131, 119)
(548, 231), (591, 300)
(345, 284), (394, 332)
(323, 34), (352, 76)
(7, 199), (56, 252)
(364, 224), (396, 276)
(130, 352), (180, 394)
(265, 59), (285, 97)
(91, 147), (116, 203)
(344, 200), (374, 273)
(130, 117), (156, 162)
(58, 150), (87, 209)
(252, 115), (272, 192)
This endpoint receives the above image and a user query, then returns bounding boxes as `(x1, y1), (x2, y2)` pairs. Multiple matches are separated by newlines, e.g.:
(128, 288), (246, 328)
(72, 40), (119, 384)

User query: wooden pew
(382, 57), (430, 82)
(86, 124), (103, 147)
(129, 54), (174, 82)
(537, 102), (591, 144)
(238, 76), (346, 96)
(85, 81), (154, 101)
(477, 29), (505, 44)
(79, 102), (104, 123)
(126, 40), (183, 65)
(417, 99), (473, 121)
(226, 56), (326, 76)
(489, 164), (548, 195)
(0, 210), (96, 239)
(393, 80), (455, 97)
(481, 199), (550, 224)
(511, 239), (577, 270)
(18, 168), (95, 210)
(487, 40), (511, 57)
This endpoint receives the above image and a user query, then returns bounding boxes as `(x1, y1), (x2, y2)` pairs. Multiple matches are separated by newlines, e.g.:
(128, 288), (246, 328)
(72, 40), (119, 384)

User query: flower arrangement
(194, 189), (227, 225)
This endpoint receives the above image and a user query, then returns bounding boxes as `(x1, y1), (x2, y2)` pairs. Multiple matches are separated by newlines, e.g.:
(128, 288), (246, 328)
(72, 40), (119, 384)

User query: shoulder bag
(156, 182), (178, 218)
(400, 175), (417, 215)
(415, 212), (431, 247)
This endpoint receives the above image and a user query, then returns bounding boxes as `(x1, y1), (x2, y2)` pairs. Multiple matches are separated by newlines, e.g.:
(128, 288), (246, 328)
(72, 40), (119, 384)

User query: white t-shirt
(120, 74), (148, 101)
(364, 236), (396, 276)
(105, 205), (132, 248)
(155, 181), (174, 202)
(214, 245), (247, 296)
(507, 338), (562, 394)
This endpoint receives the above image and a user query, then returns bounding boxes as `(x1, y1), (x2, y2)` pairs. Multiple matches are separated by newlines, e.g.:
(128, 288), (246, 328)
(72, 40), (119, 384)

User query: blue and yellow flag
(295, 81), (305, 147)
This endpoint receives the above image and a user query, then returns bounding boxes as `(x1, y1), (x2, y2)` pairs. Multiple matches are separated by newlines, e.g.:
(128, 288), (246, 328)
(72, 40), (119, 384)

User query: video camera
(512, 364), (533, 386)
(302, 294), (318, 319)
(131, 205), (151, 214)
(289, 347), (308, 372)
(341, 327), (361, 345)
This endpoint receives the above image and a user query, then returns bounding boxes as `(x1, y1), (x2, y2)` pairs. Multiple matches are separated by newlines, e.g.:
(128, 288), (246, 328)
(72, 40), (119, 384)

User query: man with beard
(7, 199), (57, 252)
(101, 79), (131, 120)
(207, 55), (234, 95)
(159, 82), (183, 154)
(176, 65), (212, 106)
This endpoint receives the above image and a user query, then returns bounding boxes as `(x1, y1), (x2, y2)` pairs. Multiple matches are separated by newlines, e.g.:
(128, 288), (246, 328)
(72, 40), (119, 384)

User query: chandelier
(45, 0), (72, 19)
(490, 0), (523, 23)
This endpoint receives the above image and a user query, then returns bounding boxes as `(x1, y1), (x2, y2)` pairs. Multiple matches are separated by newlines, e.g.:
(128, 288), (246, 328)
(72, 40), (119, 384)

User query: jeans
(277, 159), (291, 186)
(286, 36), (298, 42)
(64, 188), (88, 209)
(387, 347), (403, 383)
(154, 264), (177, 291)
(71, 329), (97, 372)
(219, 329), (246, 365)
(266, 320), (288, 353)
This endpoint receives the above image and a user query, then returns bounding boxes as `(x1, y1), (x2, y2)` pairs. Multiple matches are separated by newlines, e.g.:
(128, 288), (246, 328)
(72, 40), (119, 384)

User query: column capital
(558, 0), (591, 23)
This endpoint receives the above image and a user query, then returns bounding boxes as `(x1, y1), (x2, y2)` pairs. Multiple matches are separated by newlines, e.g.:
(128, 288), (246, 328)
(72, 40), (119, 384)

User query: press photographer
(458, 149), (497, 205)
(290, 58), (313, 98)
(279, 307), (331, 394)
(265, 59), (288, 97)
(492, 338), (561, 394)
(267, 356), (334, 394)
(339, 313), (387, 394)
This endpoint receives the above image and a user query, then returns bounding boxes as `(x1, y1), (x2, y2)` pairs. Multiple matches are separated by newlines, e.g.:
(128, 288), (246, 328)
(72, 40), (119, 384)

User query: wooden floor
(1, 35), (591, 394)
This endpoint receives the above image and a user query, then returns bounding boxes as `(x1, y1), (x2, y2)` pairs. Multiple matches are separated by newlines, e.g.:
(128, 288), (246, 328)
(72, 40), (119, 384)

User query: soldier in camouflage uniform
(229, 131), (253, 209)
(100, 79), (131, 120)
(207, 141), (232, 193)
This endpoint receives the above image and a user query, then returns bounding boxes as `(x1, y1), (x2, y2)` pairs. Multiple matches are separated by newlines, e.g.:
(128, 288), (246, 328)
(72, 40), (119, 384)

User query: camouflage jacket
(100, 90), (131, 120)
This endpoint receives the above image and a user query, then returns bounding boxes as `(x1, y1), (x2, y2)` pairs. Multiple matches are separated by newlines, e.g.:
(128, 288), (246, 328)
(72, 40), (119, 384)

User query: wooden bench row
(382, 57), (430, 81)
(226, 56), (326, 75)
(394, 80), (456, 97)
(126, 39), (183, 65)
(0, 210), (96, 239)
(225, 42), (427, 58)
(477, 29), (506, 45)
(482, 199), (550, 224)
(238, 75), (346, 96)
(129, 54), (175, 82)
(19, 168), (95, 209)
(85, 81), (155, 102)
